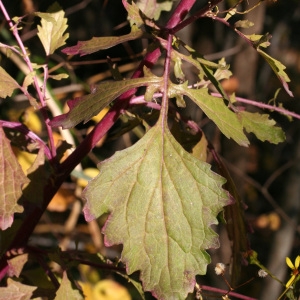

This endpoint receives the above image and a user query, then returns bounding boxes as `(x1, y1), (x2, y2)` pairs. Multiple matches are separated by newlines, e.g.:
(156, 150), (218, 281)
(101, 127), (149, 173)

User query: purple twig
(0, 120), (52, 160)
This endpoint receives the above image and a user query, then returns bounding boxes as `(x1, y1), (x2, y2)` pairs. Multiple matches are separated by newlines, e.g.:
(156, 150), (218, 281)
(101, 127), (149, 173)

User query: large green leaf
(50, 73), (162, 129)
(83, 121), (230, 299)
(0, 127), (29, 230)
(170, 83), (249, 146)
(239, 111), (285, 144)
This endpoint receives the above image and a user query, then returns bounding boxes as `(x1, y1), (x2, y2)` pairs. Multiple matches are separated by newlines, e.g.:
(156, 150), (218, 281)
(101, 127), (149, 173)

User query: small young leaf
(62, 28), (144, 56)
(37, 3), (69, 55)
(257, 48), (294, 97)
(0, 66), (21, 98)
(170, 83), (249, 146)
(55, 272), (83, 300)
(83, 122), (230, 299)
(0, 127), (29, 230)
(50, 73), (162, 129)
(48, 73), (69, 80)
(239, 111), (285, 144)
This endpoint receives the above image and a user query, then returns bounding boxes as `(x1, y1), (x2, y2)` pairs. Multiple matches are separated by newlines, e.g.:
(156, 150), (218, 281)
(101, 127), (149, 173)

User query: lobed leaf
(0, 127), (29, 230)
(170, 83), (249, 146)
(37, 3), (69, 55)
(62, 28), (144, 56)
(0, 66), (21, 98)
(83, 121), (230, 299)
(239, 111), (285, 144)
(50, 73), (162, 129)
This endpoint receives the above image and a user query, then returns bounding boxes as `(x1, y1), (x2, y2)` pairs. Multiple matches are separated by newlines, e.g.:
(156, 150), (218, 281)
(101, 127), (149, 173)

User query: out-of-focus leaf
(170, 83), (249, 146)
(22, 71), (35, 89)
(136, 0), (174, 20)
(234, 20), (254, 28)
(239, 111), (285, 144)
(77, 168), (100, 188)
(7, 254), (29, 277)
(62, 28), (144, 56)
(37, 3), (69, 55)
(55, 271), (83, 300)
(50, 72), (162, 129)
(91, 280), (131, 300)
(0, 278), (36, 300)
(210, 149), (249, 287)
(0, 66), (20, 98)
(257, 48), (294, 97)
(192, 133), (208, 162)
(0, 127), (29, 230)
(116, 272), (145, 300)
(83, 121), (230, 299)
(48, 73), (69, 80)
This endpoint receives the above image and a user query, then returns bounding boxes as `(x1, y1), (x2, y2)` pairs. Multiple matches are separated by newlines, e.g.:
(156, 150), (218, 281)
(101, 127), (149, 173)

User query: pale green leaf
(122, 0), (145, 28)
(170, 83), (249, 146)
(37, 3), (69, 55)
(173, 56), (185, 83)
(257, 48), (293, 97)
(234, 20), (254, 28)
(239, 111), (285, 144)
(0, 66), (20, 98)
(50, 71), (162, 129)
(83, 122), (230, 299)
(62, 28), (144, 56)
(0, 127), (29, 230)
(136, 0), (175, 20)
(0, 278), (36, 300)
(22, 71), (35, 89)
(55, 272), (83, 300)
(48, 73), (69, 80)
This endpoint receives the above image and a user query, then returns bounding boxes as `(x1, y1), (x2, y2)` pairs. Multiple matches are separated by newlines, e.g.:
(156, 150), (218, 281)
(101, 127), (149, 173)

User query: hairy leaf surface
(37, 3), (69, 55)
(50, 75), (162, 129)
(170, 84), (249, 146)
(83, 121), (230, 299)
(239, 111), (285, 144)
(0, 127), (29, 230)
(0, 67), (20, 98)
